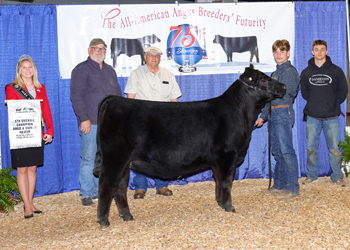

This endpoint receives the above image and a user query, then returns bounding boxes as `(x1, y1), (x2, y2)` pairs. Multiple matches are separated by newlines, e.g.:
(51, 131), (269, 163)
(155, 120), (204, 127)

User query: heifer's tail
(93, 95), (114, 177)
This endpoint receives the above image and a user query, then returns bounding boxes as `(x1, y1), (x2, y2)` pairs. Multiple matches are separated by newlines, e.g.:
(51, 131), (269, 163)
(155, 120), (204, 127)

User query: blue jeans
(306, 116), (343, 183)
(133, 172), (168, 192)
(271, 106), (299, 194)
(79, 124), (99, 199)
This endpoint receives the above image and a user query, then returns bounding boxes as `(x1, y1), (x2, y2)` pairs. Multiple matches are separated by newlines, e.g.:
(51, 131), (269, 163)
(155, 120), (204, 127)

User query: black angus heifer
(94, 65), (286, 229)
(213, 35), (259, 63)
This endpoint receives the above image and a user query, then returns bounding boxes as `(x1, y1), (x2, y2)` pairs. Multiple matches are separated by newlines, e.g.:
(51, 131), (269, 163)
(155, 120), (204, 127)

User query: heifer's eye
(261, 78), (267, 83)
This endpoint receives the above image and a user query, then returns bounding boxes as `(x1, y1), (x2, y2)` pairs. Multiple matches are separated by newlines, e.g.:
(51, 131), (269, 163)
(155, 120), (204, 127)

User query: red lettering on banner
(198, 7), (231, 23)
(101, 8), (121, 28)
(197, 6), (266, 28)
(99, 6), (266, 30)
(198, 6), (203, 16)
(121, 16), (133, 28)
(172, 8), (195, 19)
(132, 10), (170, 26)
(235, 15), (266, 29)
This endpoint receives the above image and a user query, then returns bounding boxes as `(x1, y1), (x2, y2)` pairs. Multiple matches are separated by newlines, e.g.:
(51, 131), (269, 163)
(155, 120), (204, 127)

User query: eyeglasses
(91, 47), (107, 52)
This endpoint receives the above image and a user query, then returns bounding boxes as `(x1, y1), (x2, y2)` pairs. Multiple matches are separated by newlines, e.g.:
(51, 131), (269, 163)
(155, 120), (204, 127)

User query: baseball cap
(144, 46), (163, 55)
(89, 38), (107, 48)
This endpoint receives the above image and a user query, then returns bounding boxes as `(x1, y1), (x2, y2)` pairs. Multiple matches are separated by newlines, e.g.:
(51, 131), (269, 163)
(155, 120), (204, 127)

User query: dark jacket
(300, 55), (348, 118)
(70, 57), (122, 125)
(260, 60), (299, 121)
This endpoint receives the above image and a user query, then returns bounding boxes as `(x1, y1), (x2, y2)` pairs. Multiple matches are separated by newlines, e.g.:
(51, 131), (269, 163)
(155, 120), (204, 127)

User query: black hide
(95, 65), (285, 229)
(213, 35), (260, 63)
(110, 34), (161, 68)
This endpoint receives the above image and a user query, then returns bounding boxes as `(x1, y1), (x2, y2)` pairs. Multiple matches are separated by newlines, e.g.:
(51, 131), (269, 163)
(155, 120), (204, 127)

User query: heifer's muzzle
(269, 81), (286, 97)
(238, 78), (286, 96)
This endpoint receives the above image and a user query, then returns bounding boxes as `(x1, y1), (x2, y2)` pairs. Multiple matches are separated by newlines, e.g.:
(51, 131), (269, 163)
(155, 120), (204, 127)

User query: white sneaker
(261, 187), (283, 194)
(302, 177), (318, 185)
(335, 178), (346, 187)
(275, 191), (299, 200)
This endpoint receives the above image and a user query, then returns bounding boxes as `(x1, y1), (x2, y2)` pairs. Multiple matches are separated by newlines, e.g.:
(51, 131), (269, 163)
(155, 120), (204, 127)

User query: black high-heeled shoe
(24, 213), (34, 219)
(23, 206), (42, 214)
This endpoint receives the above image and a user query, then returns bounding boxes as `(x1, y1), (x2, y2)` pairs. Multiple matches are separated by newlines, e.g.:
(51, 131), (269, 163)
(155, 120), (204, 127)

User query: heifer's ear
(249, 64), (254, 69)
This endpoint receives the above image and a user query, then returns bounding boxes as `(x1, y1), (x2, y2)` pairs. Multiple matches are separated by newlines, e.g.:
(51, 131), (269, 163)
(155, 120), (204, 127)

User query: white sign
(7, 100), (42, 150)
(57, 2), (295, 78)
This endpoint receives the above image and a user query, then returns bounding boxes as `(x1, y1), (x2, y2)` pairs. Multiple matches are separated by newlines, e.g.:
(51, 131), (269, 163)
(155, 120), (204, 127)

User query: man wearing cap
(125, 46), (182, 199)
(71, 38), (122, 207)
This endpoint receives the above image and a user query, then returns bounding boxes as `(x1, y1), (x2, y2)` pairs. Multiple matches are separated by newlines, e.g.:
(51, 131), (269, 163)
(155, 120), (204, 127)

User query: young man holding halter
(256, 40), (300, 200)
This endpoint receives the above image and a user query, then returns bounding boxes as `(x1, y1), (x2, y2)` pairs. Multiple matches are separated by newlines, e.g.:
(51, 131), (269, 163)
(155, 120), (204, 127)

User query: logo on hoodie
(309, 74), (332, 86)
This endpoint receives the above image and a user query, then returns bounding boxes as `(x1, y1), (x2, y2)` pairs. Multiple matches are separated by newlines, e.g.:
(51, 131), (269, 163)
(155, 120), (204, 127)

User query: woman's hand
(43, 134), (53, 144)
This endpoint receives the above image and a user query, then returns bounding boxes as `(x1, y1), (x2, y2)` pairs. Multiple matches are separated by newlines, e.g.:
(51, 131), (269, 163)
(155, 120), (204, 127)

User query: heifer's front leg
(97, 172), (115, 229)
(218, 178), (235, 212)
(141, 54), (146, 65)
(212, 166), (236, 212)
(114, 166), (133, 221)
(226, 53), (231, 62)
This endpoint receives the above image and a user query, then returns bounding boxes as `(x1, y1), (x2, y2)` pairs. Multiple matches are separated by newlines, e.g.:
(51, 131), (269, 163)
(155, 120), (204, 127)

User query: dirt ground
(1, 177), (349, 250)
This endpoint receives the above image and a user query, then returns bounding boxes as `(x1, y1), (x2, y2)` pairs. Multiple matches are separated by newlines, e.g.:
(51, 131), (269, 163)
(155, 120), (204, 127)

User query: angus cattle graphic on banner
(57, 2), (295, 78)
(110, 34), (161, 68)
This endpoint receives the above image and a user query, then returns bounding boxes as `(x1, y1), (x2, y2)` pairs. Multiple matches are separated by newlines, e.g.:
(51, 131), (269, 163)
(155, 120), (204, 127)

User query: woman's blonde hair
(13, 55), (42, 88)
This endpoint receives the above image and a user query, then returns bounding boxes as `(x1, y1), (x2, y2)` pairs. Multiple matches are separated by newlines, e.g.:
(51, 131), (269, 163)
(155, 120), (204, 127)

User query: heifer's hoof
(99, 220), (110, 229)
(224, 207), (236, 213)
(121, 214), (134, 221)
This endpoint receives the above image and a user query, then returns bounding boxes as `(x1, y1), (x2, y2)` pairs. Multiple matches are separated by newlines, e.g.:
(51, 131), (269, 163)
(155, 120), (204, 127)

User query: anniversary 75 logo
(166, 24), (207, 73)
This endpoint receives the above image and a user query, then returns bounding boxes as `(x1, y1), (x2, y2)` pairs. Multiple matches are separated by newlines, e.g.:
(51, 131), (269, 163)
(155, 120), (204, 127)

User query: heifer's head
(212, 35), (220, 43)
(239, 64), (286, 101)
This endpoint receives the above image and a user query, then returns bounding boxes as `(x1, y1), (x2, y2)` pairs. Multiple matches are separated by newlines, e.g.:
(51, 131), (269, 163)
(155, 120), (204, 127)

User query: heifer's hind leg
(97, 172), (116, 229)
(212, 167), (222, 205)
(255, 46), (259, 63)
(114, 165), (133, 221)
(112, 54), (117, 68)
(93, 150), (102, 177)
(250, 47), (259, 62)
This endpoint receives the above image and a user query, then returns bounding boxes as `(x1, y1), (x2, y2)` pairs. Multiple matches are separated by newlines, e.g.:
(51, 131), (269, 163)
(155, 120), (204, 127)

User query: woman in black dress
(6, 55), (54, 219)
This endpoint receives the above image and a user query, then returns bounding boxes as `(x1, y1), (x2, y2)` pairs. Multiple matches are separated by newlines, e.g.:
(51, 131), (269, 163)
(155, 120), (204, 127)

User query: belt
(272, 104), (289, 109)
